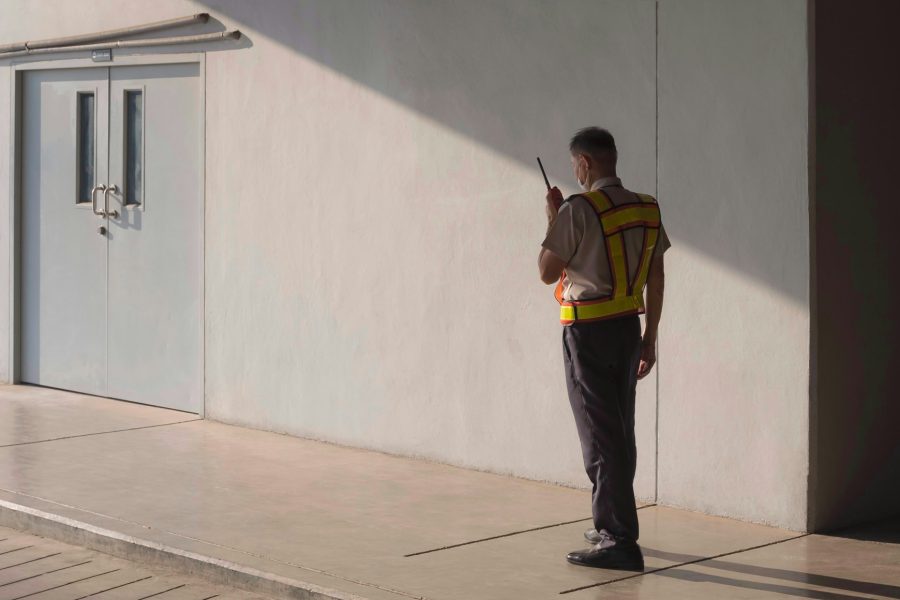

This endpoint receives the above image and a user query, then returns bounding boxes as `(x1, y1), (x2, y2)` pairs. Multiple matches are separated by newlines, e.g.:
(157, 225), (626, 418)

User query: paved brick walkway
(0, 524), (272, 600)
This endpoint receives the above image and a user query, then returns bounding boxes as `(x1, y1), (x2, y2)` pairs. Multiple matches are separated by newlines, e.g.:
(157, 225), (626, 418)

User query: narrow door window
(124, 90), (143, 206)
(76, 92), (95, 204)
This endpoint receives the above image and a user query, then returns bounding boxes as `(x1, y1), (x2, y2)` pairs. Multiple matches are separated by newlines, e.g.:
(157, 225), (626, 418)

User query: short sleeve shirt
(541, 177), (671, 302)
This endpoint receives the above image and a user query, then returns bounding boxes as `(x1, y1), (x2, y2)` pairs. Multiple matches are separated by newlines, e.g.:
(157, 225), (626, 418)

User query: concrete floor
(0, 384), (897, 599)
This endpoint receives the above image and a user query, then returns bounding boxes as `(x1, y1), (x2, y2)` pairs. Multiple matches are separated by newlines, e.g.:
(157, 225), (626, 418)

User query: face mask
(576, 161), (590, 191)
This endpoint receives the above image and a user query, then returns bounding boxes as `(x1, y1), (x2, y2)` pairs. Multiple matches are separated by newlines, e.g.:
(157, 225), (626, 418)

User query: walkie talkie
(537, 156), (563, 211)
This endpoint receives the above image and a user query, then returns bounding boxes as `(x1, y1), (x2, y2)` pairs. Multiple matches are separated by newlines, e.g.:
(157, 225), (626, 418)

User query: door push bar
(104, 185), (120, 219)
(90, 183), (119, 219)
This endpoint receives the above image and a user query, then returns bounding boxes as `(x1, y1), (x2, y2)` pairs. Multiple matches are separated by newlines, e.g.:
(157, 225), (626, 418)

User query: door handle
(104, 185), (120, 219)
(90, 184), (107, 217)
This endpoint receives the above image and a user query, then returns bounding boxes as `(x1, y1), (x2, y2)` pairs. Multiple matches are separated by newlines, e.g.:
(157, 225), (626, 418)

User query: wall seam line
(654, 0), (660, 505)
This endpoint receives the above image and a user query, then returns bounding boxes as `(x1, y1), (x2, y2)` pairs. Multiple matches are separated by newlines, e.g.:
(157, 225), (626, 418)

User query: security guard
(538, 127), (670, 571)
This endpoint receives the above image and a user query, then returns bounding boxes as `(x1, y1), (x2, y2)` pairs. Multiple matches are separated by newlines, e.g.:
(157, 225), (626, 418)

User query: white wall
(657, 0), (811, 530)
(0, 0), (813, 530)
(200, 0), (661, 497)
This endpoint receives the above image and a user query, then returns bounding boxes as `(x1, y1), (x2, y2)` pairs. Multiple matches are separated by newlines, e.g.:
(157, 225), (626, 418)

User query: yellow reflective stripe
(632, 227), (660, 293)
(601, 204), (661, 235)
(581, 190), (613, 213)
(635, 193), (657, 204)
(607, 232), (628, 298)
(560, 294), (645, 322)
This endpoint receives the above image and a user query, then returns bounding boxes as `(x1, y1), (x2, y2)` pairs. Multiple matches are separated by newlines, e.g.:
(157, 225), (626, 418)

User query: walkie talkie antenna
(536, 157), (551, 191)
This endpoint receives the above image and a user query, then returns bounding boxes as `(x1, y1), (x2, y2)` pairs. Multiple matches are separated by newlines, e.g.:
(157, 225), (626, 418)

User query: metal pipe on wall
(0, 13), (210, 54)
(0, 30), (242, 59)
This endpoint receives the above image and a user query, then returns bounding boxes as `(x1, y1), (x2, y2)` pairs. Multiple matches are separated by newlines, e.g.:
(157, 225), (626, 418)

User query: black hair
(569, 127), (617, 161)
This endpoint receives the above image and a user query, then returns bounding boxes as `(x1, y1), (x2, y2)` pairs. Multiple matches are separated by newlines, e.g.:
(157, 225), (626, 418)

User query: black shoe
(566, 540), (645, 571)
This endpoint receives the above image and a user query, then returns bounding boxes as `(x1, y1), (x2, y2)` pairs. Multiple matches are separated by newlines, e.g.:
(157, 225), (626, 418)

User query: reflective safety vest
(554, 190), (661, 324)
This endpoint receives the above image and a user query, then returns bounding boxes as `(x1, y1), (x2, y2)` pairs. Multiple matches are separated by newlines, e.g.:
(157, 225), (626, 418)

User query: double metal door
(21, 63), (202, 413)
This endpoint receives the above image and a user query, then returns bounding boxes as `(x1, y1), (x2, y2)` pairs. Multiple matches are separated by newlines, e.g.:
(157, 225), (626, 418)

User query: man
(538, 127), (670, 571)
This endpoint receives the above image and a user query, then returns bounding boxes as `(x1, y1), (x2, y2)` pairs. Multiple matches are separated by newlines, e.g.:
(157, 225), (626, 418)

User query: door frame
(6, 51), (206, 416)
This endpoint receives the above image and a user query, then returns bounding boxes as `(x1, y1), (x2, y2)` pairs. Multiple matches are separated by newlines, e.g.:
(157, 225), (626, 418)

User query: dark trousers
(562, 315), (642, 542)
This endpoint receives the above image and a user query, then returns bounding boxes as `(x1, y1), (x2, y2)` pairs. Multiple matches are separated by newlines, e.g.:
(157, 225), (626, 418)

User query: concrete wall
(810, 0), (900, 532)
(657, 0), (811, 530)
(201, 0), (662, 497)
(0, 1), (814, 530)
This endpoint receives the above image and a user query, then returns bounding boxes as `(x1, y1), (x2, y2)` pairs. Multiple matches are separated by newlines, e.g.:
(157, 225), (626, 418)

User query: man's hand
(637, 340), (656, 379)
(546, 186), (563, 221)
(638, 255), (664, 380)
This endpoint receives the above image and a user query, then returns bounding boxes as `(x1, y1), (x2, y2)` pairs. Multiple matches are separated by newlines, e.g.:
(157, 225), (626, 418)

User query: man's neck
(586, 172), (619, 189)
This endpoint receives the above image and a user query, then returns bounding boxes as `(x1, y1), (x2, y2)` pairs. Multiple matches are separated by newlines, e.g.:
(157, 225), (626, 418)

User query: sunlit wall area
(199, 0), (662, 497)
(657, 0), (811, 530)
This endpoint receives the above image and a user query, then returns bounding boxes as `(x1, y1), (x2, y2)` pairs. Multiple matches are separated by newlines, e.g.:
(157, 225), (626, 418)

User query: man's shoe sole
(566, 555), (645, 571)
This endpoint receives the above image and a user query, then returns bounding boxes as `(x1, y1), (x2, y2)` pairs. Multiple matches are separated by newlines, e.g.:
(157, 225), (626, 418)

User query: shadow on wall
(812, 0), (900, 531)
(199, 0), (805, 303)
(822, 515), (900, 546)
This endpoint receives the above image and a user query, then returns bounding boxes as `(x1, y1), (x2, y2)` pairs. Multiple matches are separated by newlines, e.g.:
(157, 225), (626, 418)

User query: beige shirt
(541, 176), (671, 302)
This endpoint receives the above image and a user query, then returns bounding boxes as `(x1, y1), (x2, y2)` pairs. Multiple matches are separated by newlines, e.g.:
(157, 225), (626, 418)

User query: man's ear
(578, 153), (593, 172)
